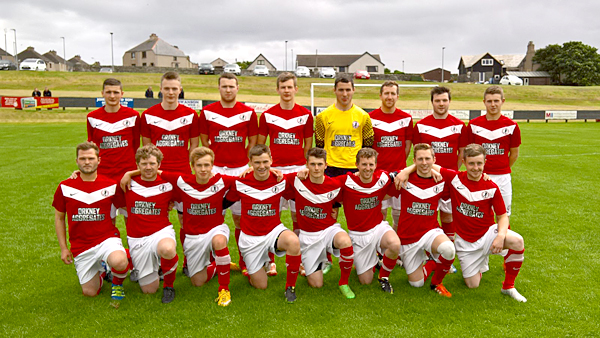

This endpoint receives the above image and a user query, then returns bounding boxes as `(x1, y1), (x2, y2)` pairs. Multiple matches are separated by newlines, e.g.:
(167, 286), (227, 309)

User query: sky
(1, 0), (600, 74)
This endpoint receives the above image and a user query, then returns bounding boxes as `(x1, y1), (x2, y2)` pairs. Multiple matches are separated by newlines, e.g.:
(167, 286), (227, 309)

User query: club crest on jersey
(101, 189), (110, 197)
(180, 117), (188, 125)
(378, 179), (385, 187)
(210, 185), (219, 192)
(123, 119), (131, 127)
(240, 114), (247, 121)
(327, 192), (334, 199)
(297, 117), (305, 124)
(482, 191), (490, 198)
(451, 126), (460, 133)
(271, 186), (279, 193)
(433, 186), (441, 194)
(159, 184), (168, 192)
(502, 128), (510, 135)
(352, 121), (359, 129)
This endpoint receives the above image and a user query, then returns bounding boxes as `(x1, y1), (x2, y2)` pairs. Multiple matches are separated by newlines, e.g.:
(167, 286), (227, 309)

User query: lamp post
(4, 29), (7, 58)
(402, 60), (404, 73)
(284, 40), (288, 71)
(291, 48), (294, 71)
(60, 37), (66, 71)
(11, 28), (17, 71)
(441, 47), (446, 83)
(110, 32), (114, 71)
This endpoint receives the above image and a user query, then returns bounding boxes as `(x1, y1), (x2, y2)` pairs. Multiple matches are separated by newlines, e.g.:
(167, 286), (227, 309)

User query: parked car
(319, 67), (336, 78)
(99, 67), (113, 73)
(499, 75), (523, 85)
(0, 60), (17, 70)
(20, 58), (46, 71)
(224, 63), (241, 76)
(354, 70), (370, 79)
(253, 65), (269, 76)
(295, 66), (311, 78)
(198, 63), (214, 75)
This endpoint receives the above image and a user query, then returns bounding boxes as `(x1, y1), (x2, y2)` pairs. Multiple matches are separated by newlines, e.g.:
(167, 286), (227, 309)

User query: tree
(393, 70), (404, 74)
(236, 61), (251, 70)
(534, 41), (600, 86)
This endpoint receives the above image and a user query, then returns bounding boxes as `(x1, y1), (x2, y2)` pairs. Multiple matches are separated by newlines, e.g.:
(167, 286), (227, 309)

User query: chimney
(150, 33), (158, 39)
(174, 46), (179, 49)
(524, 41), (535, 72)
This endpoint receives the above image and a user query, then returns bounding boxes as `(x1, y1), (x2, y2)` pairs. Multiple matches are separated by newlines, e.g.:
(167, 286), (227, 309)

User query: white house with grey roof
(123, 34), (196, 69)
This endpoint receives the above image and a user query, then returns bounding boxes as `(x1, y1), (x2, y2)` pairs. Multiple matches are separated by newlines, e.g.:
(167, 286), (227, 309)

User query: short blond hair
(463, 143), (486, 159)
(356, 148), (378, 163)
(135, 144), (163, 164)
(484, 85), (504, 100)
(190, 146), (214, 165)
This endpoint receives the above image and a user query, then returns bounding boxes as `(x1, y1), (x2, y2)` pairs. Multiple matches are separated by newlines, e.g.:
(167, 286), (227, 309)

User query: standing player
(396, 144), (527, 302)
(466, 86), (521, 217)
(119, 145), (179, 303)
(141, 71), (200, 274)
(337, 148), (401, 293)
(370, 81), (413, 230)
(53, 142), (129, 300)
(224, 145), (302, 303)
(286, 148), (355, 298)
(396, 144), (455, 297)
(200, 73), (258, 276)
(87, 78), (140, 183)
(413, 86), (467, 240)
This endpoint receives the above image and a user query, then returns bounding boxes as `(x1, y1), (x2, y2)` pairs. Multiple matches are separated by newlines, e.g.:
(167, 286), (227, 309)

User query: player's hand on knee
(490, 235), (505, 254)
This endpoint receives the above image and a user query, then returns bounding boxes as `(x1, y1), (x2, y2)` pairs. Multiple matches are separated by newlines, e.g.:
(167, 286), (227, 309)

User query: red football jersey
(465, 115), (521, 175)
(285, 175), (341, 232)
(225, 174), (286, 236)
(413, 114), (468, 170)
(140, 104), (200, 173)
(87, 106), (141, 180)
(161, 172), (235, 235)
(398, 173), (447, 244)
(336, 171), (399, 232)
(120, 175), (174, 238)
(200, 102), (258, 168)
(52, 175), (121, 257)
(440, 168), (506, 243)
(258, 104), (313, 167)
(369, 108), (413, 172)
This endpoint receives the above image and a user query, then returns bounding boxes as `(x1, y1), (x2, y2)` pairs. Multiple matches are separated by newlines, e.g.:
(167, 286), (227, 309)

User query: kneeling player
(396, 144), (526, 302)
(119, 145), (179, 303)
(287, 148), (355, 298)
(337, 148), (401, 293)
(396, 144), (455, 297)
(53, 142), (129, 300)
(225, 145), (302, 303)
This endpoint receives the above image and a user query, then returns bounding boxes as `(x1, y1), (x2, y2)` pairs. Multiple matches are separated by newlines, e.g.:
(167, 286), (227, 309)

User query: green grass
(1, 122), (599, 336)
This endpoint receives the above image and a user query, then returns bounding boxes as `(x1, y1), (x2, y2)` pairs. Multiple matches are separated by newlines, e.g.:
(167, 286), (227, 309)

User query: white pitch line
(520, 152), (600, 158)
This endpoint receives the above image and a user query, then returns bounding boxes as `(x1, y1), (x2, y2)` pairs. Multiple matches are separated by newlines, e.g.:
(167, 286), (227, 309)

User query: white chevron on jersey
(294, 177), (340, 204)
(131, 180), (173, 198)
(344, 174), (389, 194)
(469, 124), (516, 141)
(451, 176), (496, 202)
(144, 113), (194, 131)
(60, 184), (116, 205)
(236, 180), (286, 201)
(371, 117), (411, 133)
(203, 110), (253, 128)
(417, 124), (463, 139)
(178, 177), (225, 200)
(88, 116), (137, 133)
(404, 181), (445, 200)
(263, 113), (310, 130)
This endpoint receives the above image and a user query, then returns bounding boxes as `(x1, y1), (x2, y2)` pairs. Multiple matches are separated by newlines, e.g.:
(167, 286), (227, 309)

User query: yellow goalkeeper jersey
(315, 104), (374, 168)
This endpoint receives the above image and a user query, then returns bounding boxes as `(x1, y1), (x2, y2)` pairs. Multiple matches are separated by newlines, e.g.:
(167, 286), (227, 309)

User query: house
(17, 47), (47, 65)
(0, 48), (14, 62)
(42, 50), (68, 71)
(421, 68), (452, 82)
(67, 55), (91, 72)
(458, 41), (550, 84)
(123, 33), (196, 69)
(247, 54), (276, 71)
(211, 58), (228, 72)
(296, 52), (384, 74)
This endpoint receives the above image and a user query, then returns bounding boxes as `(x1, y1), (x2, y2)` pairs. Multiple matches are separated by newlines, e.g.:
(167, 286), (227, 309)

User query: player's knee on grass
(106, 250), (129, 271)
(307, 272), (324, 288)
(436, 241), (456, 261)
(157, 238), (177, 259)
(250, 271), (268, 289)
(212, 234), (228, 250)
(464, 274), (481, 289)
(191, 270), (208, 287)
(408, 279), (425, 288)
(141, 279), (160, 294)
(81, 275), (101, 297)
(358, 270), (374, 285)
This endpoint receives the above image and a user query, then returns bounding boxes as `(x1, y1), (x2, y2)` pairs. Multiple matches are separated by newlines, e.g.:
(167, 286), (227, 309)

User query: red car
(354, 70), (370, 79)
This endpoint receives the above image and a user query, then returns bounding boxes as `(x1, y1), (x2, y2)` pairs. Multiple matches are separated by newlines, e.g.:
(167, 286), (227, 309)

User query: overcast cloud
(1, 0), (599, 73)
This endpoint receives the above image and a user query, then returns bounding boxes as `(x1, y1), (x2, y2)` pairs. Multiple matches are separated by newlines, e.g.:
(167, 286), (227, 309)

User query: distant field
(0, 122), (598, 336)
(2, 71), (600, 110)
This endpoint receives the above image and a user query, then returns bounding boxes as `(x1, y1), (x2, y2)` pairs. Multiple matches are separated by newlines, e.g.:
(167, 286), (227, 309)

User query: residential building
(123, 33), (196, 68)
(247, 54), (276, 71)
(43, 50), (68, 71)
(296, 52), (384, 74)
(211, 58), (228, 72)
(67, 55), (91, 72)
(421, 68), (452, 82)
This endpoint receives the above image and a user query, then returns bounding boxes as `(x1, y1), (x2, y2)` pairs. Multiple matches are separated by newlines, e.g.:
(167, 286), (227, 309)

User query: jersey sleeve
(199, 110), (208, 135)
(315, 114), (325, 148)
(405, 117), (414, 142)
(224, 181), (240, 202)
(258, 112), (269, 137)
(159, 171), (178, 185)
(86, 117), (94, 142)
(464, 122), (474, 143)
(191, 111), (201, 138)
(304, 113), (314, 139)
(510, 124), (522, 148)
(132, 114), (141, 150)
(248, 111), (259, 137)
(440, 167), (458, 182)
(140, 112), (151, 138)
(386, 179), (401, 198)
(458, 122), (469, 148)
(52, 185), (66, 212)
(492, 186), (507, 215)
(412, 123), (421, 144)
(283, 173), (297, 200)
(113, 187), (126, 209)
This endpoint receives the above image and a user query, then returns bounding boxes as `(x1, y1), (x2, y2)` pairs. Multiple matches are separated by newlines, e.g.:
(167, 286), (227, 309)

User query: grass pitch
(0, 121), (599, 337)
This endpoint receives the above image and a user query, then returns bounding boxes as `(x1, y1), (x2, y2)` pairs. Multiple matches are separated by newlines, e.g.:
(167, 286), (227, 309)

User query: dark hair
(430, 86), (451, 101)
(306, 147), (327, 162)
(161, 71), (181, 84)
(135, 144), (164, 164)
(248, 144), (271, 159)
(463, 143), (486, 159)
(380, 80), (399, 95)
(76, 141), (99, 158)
(102, 78), (122, 90)
(334, 74), (354, 89)
(219, 72), (238, 86)
(277, 72), (297, 88)
(356, 148), (378, 163)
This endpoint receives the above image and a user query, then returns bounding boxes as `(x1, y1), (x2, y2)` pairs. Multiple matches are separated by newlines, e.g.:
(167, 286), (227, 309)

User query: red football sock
(431, 256), (454, 286)
(214, 248), (231, 291)
(378, 254), (396, 279)
(441, 221), (455, 239)
(96, 274), (103, 295)
(503, 249), (524, 289)
(327, 252), (332, 263)
(235, 228), (246, 270)
(111, 266), (129, 285)
(338, 246), (354, 285)
(125, 248), (134, 270)
(206, 261), (217, 282)
(268, 252), (275, 264)
(161, 255), (178, 288)
(423, 260), (436, 281)
(285, 254), (301, 288)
